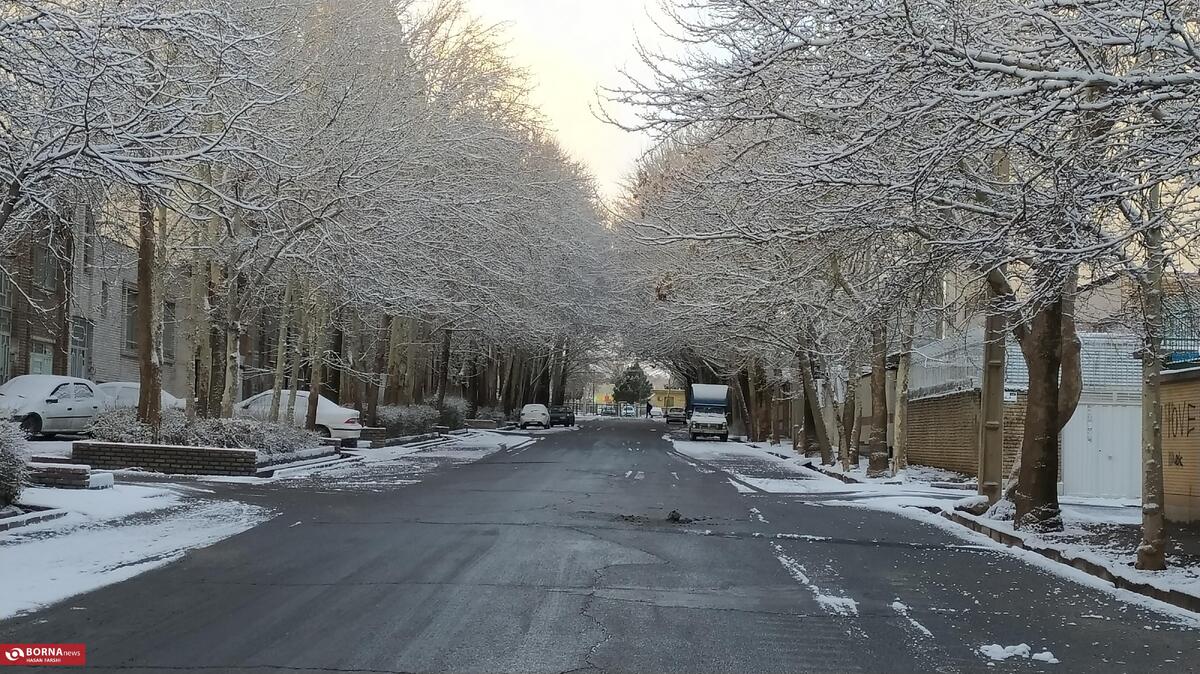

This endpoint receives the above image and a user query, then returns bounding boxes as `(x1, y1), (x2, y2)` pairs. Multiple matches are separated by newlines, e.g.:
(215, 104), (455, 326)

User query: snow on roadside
(831, 499), (1200, 626)
(17, 484), (180, 520)
(0, 498), (270, 619)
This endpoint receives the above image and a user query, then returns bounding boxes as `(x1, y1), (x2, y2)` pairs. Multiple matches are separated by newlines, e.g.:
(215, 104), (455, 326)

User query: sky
(463, 0), (665, 200)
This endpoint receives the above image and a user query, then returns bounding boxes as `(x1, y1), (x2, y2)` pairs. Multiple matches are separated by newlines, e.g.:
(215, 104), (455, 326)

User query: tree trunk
(798, 344), (832, 464)
(435, 328), (452, 409)
(1015, 300), (1065, 529)
(843, 354), (859, 469)
(268, 280), (293, 422)
(893, 312), (916, 474)
(306, 311), (324, 431)
(285, 300), (306, 423)
(867, 323), (889, 476)
(135, 190), (162, 434)
(369, 315), (388, 425)
(554, 342), (571, 406)
(1137, 187), (1168, 570)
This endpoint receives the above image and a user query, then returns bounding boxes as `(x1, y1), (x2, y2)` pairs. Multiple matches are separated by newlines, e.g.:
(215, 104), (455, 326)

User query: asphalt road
(3, 419), (1199, 673)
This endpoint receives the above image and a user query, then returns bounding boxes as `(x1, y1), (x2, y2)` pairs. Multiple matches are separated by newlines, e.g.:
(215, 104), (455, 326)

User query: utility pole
(978, 149), (1010, 504)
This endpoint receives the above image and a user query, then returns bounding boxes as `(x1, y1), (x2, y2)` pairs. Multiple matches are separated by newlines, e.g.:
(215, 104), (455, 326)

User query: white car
(0, 374), (104, 437)
(96, 382), (186, 410)
(519, 403), (550, 429)
(235, 390), (361, 440)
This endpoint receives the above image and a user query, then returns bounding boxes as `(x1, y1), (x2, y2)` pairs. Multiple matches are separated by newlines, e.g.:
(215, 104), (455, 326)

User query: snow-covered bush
(0, 422), (26, 506)
(473, 406), (511, 424)
(438, 396), (469, 430)
(88, 409), (322, 455)
(376, 404), (439, 437)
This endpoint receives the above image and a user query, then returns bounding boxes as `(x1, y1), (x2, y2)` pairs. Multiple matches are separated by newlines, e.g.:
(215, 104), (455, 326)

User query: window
(50, 383), (72, 400)
(163, 301), (177, 361)
(69, 317), (93, 378)
(82, 207), (96, 269)
(29, 341), (54, 375)
(31, 245), (58, 291)
(124, 287), (138, 352)
(72, 383), (94, 400)
(0, 275), (11, 382)
(100, 281), (109, 320)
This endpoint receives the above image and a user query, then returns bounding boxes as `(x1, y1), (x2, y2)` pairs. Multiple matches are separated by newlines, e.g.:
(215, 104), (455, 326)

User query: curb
(804, 463), (865, 485)
(0, 506), (70, 532)
(942, 510), (1200, 614)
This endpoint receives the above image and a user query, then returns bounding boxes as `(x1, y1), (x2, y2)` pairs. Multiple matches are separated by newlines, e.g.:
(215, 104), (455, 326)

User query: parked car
(0, 374), (105, 437)
(235, 390), (361, 440)
(688, 384), (730, 441)
(620, 403), (636, 417)
(665, 407), (687, 424)
(599, 404), (616, 416)
(548, 405), (575, 427)
(96, 382), (186, 411)
(519, 403), (551, 429)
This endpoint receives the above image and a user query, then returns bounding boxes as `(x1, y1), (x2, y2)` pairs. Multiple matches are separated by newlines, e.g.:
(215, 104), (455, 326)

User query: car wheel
(316, 425), (332, 438)
(689, 433), (697, 441)
(719, 436), (727, 442)
(20, 414), (42, 439)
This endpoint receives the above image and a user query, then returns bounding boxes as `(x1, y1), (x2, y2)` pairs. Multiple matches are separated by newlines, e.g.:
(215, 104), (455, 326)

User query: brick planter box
(72, 441), (258, 476)
(27, 462), (92, 489)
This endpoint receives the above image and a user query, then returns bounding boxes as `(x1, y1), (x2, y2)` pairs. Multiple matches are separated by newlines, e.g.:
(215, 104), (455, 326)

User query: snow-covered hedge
(0, 422), (27, 506)
(376, 404), (439, 437)
(473, 406), (511, 424)
(88, 409), (323, 456)
(438, 396), (469, 430)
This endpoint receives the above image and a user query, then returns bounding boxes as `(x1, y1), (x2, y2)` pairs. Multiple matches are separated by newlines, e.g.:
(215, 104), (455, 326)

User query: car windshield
(0, 376), (50, 399)
(693, 405), (725, 415)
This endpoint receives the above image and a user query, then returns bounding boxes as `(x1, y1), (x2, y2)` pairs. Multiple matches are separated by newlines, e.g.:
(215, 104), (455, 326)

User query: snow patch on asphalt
(890, 600), (933, 637)
(771, 543), (858, 616)
(978, 643), (1058, 663)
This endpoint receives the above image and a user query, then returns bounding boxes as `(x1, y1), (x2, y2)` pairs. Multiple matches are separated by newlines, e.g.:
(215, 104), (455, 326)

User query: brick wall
(907, 390), (981, 475)
(906, 389), (1026, 477)
(72, 441), (257, 476)
(1162, 370), (1200, 522)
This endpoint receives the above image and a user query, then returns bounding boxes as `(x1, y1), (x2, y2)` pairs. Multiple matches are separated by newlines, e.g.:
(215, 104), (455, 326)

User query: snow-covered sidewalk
(1, 484), (270, 620)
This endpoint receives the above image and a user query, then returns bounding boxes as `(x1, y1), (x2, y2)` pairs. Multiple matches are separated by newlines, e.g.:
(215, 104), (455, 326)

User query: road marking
(634, 471), (645, 480)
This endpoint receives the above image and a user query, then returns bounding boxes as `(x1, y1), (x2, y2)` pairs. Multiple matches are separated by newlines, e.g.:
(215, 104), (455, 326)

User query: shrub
(438, 396), (469, 430)
(0, 422), (27, 506)
(88, 409), (322, 456)
(376, 404), (439, 437)
(473, 406), (511, 424)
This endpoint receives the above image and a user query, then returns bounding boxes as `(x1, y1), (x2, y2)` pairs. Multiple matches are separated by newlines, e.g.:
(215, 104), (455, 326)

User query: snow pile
(890, 600), (933, 637)
(0, 422), (26, 506)
(89, 408), (322, 455)
(978, 643), (1058, 663)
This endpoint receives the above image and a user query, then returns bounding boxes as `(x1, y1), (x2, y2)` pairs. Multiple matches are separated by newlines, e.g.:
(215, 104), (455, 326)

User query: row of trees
(606, 0), (1200, 570)
(2, 3), (615, 432)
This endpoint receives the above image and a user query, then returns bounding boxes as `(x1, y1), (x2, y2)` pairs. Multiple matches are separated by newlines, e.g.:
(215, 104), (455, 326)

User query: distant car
(665, 407), (687, 424)
(96, 382), (186, 411)
(620, 403), (636, 417)
(599, 405), (616, 416)
(519, 403), (551, 429)
(0, 374), (104, 437)
(548, 405), (575, 427)
(649, 407), (664, 418)
(236, 390), (361, 440)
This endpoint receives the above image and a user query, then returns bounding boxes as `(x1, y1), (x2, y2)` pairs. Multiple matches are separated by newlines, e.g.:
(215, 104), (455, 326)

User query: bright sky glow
(464, 0), (664, 200)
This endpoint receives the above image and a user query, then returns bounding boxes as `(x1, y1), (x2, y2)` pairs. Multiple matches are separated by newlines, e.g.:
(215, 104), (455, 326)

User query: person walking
(645, 401), (653, 419)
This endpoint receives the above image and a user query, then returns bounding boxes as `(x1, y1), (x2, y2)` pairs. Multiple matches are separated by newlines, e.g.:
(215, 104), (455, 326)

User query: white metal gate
(1060, 401), (1141, 499)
